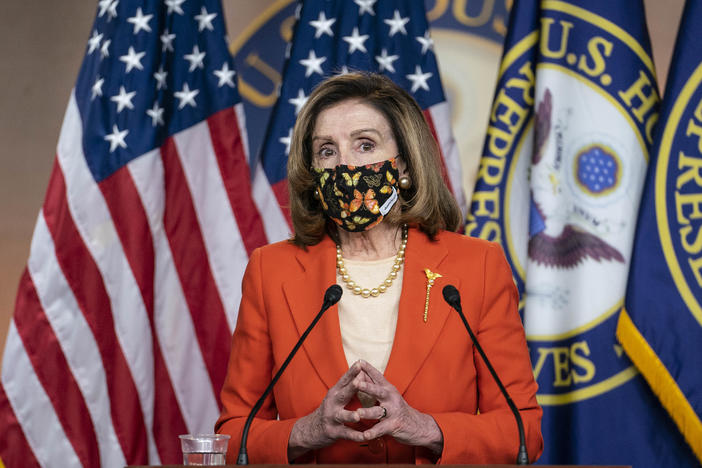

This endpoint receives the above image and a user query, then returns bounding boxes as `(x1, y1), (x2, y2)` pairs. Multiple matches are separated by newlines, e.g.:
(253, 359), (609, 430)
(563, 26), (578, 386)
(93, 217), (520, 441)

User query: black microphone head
(325, 284), (343, 305)
(442, 284), (460, 307)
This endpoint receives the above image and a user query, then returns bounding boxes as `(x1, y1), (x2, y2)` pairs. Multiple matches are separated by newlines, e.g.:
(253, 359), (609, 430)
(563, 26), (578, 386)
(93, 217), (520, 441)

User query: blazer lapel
(282, 237), (349, 390)
(384, 229), (460, 395)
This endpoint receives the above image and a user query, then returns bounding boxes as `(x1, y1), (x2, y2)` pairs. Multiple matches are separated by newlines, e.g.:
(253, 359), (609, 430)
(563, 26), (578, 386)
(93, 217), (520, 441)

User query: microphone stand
(442, 285), (529, 465)
(237, 284), (343, 465)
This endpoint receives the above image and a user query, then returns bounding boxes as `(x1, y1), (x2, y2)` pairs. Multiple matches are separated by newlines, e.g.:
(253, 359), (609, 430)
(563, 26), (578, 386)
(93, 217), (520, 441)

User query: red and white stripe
(252, 162), (292, 240)
(0, 94), (268, 466)
(238, 105), (291, 244)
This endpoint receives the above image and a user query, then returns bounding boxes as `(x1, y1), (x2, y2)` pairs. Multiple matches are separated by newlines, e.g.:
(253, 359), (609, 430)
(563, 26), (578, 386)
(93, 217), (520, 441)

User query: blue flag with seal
(618, 0), (702, 464)
(468, 0), (698, 465)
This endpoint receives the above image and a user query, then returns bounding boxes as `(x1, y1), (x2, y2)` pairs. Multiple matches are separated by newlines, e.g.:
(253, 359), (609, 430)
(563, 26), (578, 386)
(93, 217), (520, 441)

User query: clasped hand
(288, 360), (443, 459)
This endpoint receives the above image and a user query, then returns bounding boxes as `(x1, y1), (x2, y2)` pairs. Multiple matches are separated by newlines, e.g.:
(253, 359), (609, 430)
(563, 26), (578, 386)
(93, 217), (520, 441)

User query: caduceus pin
(423, 269), (442, 323)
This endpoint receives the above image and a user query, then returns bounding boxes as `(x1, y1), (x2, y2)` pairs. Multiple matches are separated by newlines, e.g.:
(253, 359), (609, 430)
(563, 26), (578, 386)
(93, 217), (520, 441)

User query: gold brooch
(423, 269), (442, 323)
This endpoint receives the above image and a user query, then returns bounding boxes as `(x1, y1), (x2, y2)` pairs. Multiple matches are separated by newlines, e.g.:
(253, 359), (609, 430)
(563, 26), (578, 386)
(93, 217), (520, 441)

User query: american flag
(255, 0), (467, 229)
(0, 0), (268, 466)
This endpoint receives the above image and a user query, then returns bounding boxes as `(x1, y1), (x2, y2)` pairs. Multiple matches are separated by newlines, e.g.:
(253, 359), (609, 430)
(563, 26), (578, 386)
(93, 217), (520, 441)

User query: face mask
(313, 157), (400, 232)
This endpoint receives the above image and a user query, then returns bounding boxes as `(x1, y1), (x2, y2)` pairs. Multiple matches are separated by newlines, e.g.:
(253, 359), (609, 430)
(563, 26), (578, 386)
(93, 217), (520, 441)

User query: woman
(216, 72), (543, 464)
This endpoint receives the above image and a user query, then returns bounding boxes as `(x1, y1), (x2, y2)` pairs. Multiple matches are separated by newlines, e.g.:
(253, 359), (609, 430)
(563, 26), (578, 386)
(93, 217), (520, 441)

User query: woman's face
(311, 98), (399, 169)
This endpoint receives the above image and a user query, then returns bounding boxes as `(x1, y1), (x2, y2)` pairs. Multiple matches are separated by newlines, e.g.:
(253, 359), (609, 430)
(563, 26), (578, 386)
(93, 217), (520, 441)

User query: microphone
(237, 284), (343, 465)
(442, 285), (529, 465)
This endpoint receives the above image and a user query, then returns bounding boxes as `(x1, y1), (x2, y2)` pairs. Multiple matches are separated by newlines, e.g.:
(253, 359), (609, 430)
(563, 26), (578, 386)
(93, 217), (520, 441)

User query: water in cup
(179, 434), (230, 466)
(183, 451), (225, 465)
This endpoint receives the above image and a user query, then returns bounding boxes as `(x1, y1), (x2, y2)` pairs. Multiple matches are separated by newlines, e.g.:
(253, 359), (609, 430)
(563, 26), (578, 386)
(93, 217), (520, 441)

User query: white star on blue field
(577, 146), (618, 194)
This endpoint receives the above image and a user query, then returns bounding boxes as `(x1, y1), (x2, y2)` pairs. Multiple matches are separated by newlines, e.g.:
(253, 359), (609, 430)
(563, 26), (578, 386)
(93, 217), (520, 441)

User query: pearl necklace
(336, 225), (408, 298)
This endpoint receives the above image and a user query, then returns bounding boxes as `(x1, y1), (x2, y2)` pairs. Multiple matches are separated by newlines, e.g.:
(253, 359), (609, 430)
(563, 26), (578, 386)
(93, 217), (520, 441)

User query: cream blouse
(336, 256), (403, 405)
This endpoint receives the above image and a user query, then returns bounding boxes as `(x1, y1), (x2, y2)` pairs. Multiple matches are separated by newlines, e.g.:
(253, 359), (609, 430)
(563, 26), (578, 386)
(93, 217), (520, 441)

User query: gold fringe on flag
(617, 309), (702, 463)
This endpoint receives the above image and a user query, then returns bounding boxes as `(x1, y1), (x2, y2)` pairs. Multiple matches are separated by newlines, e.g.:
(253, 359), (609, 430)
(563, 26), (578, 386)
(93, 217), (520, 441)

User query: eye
(317, 146), (335, 158)
(359, 141), (375, 152)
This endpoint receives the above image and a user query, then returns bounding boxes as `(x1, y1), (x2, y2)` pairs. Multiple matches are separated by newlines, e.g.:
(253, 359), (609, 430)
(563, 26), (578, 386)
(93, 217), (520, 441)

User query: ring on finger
(379, 406), (387, 419)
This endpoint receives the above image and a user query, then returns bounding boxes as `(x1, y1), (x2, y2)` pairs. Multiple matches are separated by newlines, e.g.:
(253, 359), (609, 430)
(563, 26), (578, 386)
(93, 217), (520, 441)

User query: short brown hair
(288, 72), (462, 246)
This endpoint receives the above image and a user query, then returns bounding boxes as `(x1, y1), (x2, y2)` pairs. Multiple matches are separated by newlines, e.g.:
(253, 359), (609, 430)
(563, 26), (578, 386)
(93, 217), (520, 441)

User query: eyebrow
(311, 128), (383, 143)
(350, 128), (382, 138)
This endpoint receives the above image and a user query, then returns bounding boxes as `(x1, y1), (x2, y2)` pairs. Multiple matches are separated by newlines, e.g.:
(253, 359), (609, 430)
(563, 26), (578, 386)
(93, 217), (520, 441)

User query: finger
(354, 405), (387, 421)
(362, 419), (393, 440)
(333, 361), (363, 390)
(333, 408), (361, 424)
(356, 380), (389, 400)
(334, 425), (366, 443)
(331, 387), (356, 406)
(350, 370), (373, 389)
(357, 360), (387, 384)
(331, 364), (365, 404)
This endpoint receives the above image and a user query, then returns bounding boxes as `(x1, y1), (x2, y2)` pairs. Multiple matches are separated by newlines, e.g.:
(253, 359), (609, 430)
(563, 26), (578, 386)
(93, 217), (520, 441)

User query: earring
(314, 188), (321, 200)
(398, 175), (412, 190)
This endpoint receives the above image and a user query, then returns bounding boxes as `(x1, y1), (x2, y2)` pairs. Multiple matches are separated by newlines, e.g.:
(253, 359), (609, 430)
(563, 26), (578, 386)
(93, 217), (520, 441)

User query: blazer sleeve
(428, 242), (543, 464)
(215, 247), (299, 464)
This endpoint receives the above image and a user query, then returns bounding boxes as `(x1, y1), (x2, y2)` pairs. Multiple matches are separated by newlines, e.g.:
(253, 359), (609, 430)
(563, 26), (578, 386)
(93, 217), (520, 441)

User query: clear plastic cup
(179, 434), (230, 466)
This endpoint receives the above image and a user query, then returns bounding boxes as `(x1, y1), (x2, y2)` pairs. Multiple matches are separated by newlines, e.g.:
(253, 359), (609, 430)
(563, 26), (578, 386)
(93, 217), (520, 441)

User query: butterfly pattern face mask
(313, 157), (400, 232)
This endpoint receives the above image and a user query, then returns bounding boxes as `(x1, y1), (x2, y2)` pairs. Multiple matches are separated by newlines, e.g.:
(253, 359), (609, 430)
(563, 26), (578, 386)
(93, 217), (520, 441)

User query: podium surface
(129, 465), (631, 467)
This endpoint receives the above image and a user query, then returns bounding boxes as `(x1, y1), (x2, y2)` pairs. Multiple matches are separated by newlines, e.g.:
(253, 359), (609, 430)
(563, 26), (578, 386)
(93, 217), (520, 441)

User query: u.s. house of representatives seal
(468, 1), (659, 405)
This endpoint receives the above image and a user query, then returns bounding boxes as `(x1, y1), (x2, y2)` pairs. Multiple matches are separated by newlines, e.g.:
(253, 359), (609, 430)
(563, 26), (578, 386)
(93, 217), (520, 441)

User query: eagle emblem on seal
(528, 88), (625, 269)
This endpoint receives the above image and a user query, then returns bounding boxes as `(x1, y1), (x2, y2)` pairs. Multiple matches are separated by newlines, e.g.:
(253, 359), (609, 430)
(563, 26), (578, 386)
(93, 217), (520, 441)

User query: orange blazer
(216, 228), (543, 464)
